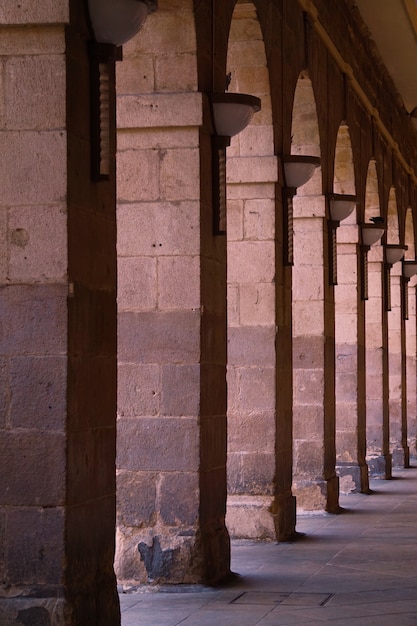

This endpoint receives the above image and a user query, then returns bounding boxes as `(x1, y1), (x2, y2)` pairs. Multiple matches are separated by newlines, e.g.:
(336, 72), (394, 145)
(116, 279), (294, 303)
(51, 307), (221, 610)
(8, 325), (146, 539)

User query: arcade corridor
(120, 464), (417, 625)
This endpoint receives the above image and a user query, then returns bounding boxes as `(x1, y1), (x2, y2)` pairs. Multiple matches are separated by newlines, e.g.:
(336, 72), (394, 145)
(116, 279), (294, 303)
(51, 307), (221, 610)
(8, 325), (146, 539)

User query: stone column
(406, 284), (417, 458)
(335, 230), (369, 493)
(389, 266), (408, 467)
(292, 195), (339, 512)
(366, 247), (388, 476)
(115, 88), (230, 585)
(0, 4), (120, 625)
(226, 158), (278, 540)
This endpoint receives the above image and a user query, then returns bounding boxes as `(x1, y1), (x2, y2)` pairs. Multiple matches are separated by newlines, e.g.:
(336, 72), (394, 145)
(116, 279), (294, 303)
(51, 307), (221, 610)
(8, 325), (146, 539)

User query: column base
(294, 475), (340, 513)
(336, 461), (370, 494)
(0, 594), (72, 626)
(271, 493), (297, 541)
(226, 495), (276, 541)
(367, 453), (392, 479)
(391, 446), (410, 469)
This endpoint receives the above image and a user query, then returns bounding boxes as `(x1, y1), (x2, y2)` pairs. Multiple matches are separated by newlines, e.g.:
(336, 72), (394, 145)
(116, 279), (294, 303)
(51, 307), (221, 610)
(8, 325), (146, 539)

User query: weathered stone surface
(157, 255), (200, 310)
(9, 356), (66, 429)
(0, 1), (69, 24)
(226, 496), (275, 540)
(4, 56), (65, 130)
(117, 202), (200, 256)
(0, 132), (66, 206)
(0, 25), (65, 56)
(227, 326), (275, 366)
(159, 472), (199, 525)
(117, 93), (202, 130)
(117, 417), (199, 472)
(118, 310), (200, 363)
(117, 256), (158, 311)
(0, 432), (65, 505)
(118, 363), (160, 417)
(117, 471), (157, 527)
(160, 364), (200, 416)
(8, 205), (67, 281)
(5, 507), (64, 584)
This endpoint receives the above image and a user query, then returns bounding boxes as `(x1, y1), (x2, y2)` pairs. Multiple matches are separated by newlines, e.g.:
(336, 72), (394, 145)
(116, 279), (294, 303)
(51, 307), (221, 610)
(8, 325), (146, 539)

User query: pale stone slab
(160, 148), (200, 201)
(155, 53), (197, 92)
(117, 127), (199, 151)
(117, 148), (160, 202)
(0, 25), (65, 55)
(243, 198), (275, 241)
(0, 131), (66, 205)
(157, 255), (200, 310)
(116, 55), (155, 96)
(239, 283), (275, 326)
(8, 204), (67, 281)
(117, 93), (203, 129)
(117, 202), (200, 257)
(0, 1), (69, 24)
(5, 55), (65, 130)
(227, 156), (278, 184)
(117, 256), (157, 311)
(227, 241), (275, 283)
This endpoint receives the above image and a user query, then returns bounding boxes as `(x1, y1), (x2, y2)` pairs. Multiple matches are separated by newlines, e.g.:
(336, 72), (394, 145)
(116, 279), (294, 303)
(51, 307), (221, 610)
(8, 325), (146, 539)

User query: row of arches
(114, 0), (417, 585)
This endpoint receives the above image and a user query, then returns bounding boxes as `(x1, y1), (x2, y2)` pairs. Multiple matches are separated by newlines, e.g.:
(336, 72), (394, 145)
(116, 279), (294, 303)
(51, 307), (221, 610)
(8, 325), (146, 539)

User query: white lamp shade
(88, 0), (150, 46)
(211, 93), (261, 138)
(361, 223), (384, 247)
(385, 244), (407, 265)
(282, 155), (321, 189)
(403, 260), (417, 278)
(329, 194), (357, 222)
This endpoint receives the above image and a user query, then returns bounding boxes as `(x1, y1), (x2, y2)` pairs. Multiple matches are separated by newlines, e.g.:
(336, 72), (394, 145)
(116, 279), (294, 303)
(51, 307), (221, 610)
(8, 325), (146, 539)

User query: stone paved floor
(120, 463), (417, 625)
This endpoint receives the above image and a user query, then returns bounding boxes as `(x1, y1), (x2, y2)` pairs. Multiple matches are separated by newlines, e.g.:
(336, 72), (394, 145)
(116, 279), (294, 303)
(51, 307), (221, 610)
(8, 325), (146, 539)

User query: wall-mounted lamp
(327, 194), (357, 285)
(359, 222), (385, 300)
(281, 155), (321, 265)
(211, 93), (261, 146)
(88, 0), (156, 46)
(403, 260), (417, 279)
(282, 155), (321, 192)
(361, 223), (385, 250)
(402, 259), (417, 319)
(87, 0), (157, 180)
(210, 92), (261, 234)
(384, 244), (407, 267)
(329, 193), (357, 223)
(384, 244), (407, 311)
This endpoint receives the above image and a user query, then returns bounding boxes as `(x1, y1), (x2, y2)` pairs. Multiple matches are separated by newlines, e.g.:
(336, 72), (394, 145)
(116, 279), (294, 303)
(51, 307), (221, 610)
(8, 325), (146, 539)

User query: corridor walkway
(120, 463), (417, 625)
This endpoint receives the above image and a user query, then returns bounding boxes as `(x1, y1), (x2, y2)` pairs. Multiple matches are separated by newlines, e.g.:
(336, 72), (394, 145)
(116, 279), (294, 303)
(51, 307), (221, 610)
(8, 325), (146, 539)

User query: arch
(333, 123), (356, 197)
(364, 159), (381, 222)
(387, 186), (400, 244)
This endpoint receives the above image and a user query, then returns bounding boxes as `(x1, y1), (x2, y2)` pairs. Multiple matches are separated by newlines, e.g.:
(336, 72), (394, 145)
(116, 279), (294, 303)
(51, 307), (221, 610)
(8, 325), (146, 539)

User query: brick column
(0, 5), (120, 624)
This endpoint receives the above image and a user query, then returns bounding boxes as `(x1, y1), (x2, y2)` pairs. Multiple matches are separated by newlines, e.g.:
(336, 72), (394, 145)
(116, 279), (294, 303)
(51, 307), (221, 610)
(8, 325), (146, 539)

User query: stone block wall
(0, 2), (120, 623)
(115, 1), (230, 586)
